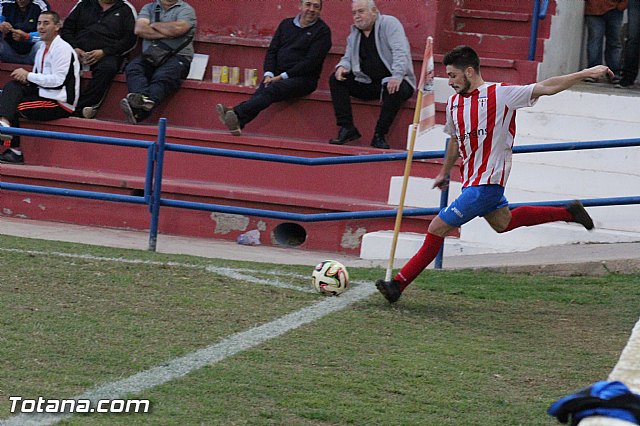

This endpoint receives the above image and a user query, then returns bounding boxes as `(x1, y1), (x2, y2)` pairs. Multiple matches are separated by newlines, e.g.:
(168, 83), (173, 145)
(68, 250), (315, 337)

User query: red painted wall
(49, 0), (438, 53)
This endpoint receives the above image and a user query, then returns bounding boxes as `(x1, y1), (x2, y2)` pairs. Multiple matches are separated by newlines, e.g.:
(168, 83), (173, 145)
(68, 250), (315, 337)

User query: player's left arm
(531, 65), (613, 99)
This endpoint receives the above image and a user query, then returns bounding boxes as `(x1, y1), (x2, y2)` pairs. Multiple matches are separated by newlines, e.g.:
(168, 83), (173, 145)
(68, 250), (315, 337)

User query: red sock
(501, 205), (571, 233)
(394, 232), (444, 292)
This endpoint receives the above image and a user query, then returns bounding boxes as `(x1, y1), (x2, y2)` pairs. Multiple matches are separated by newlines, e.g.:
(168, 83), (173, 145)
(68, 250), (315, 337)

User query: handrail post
(528, 0), (541, 60)
(148, 118), (168, 252)
(434, 137), (450, 270)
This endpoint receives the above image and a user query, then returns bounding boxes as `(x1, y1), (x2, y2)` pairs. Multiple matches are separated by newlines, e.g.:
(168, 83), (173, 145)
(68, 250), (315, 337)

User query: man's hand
(0, 22), (13, 35)
(386, 78), (401, 94)
(582, 64), (614, 80)
(263, 75), (282, 86)
(11, 68), (29, 84)
(10, 29), (28, 42)
(432, 172), (450, 191)
(75, 48), (87, 62)
(335, 66), (349, 81)
(84, 49), (105, 66)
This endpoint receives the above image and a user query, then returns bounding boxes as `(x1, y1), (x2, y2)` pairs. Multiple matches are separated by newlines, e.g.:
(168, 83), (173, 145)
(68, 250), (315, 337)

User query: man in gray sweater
(328, 0), (415, 149)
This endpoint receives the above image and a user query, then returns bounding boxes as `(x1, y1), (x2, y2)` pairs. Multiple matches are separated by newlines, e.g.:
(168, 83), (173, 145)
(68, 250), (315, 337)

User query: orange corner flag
(417, 37), (435, 137)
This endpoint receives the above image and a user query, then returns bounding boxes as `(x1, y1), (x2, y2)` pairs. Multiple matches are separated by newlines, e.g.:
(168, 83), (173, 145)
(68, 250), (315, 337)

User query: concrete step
(454, 9), (544, 38)
(387, 172), (640, 232)
(441, 30), (544, 61)
(18, 118), (437, 203)
(360, 219), (640, 260)
(462, 0), (547, 14)
(512, 135), (640, 175)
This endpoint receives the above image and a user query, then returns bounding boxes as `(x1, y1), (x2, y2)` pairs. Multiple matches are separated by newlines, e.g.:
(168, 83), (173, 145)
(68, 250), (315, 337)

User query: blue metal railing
(1, 120), (639, 269)
(528, 0), (550, 61)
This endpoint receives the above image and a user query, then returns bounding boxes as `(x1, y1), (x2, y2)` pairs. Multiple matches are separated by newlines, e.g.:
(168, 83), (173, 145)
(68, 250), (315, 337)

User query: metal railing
(1, 119), (639, 269)
(528, 0), (550, 61)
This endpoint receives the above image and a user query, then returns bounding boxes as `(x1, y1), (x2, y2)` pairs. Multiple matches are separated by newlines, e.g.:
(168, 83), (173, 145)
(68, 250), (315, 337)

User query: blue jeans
(585, 9), (624, 75)
(622, 0), (640, 83)
(124, 54), (191, 122)
(0, 39), (41, 65)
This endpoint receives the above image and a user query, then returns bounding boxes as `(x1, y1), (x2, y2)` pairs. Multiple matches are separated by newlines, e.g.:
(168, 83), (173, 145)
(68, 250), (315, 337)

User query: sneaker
(82, 106), (98, 119)
(375, 279), (402, 303)
(0, 120), (12, 141)
(215, 103), (230, 123)
(610, 75), (622, 85)
(0, 148), (24, 164)
(616, 77), (635, 88)
(126, 93), (155, 112)
(119, 98), (137, 125)
(566, 200), (594, 230)
(215, 104), (241, 136)
(582, 77), (597, 83)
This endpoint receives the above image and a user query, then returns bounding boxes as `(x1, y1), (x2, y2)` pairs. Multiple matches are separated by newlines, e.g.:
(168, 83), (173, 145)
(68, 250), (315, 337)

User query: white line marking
(0, 248), (313, 293)
(1, 281), (376, 425)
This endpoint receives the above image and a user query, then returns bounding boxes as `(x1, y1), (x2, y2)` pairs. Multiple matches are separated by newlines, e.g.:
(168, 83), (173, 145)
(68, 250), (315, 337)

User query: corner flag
(384, 36), (436, 281)
(417, 36), (435, 137)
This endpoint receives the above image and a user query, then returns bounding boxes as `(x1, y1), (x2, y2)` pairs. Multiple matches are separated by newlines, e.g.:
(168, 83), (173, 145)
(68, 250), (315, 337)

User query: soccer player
(375, 45), (613, 304)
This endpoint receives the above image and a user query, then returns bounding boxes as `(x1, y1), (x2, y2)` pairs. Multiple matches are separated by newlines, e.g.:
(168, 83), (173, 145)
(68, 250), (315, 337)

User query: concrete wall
(538, 0), (585, 80)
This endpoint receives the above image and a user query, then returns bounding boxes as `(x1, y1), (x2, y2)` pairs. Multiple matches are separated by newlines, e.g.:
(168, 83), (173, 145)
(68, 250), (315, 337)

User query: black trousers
(78, 55), (123, 110)
(329, 73), (414, 135)
(234, 76), (317, 128)
(0, 81), (71, 148)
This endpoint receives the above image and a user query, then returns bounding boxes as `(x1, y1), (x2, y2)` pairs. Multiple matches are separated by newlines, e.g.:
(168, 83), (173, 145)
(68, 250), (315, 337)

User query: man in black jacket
(61, 0), (136, 118)
(216, 0), (331, 136)
(0, 0), (49, 64)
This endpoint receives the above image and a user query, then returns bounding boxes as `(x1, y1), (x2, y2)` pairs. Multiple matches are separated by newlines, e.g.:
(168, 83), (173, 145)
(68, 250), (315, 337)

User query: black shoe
(119, 98), (137, 124)
(126, 93), (155, 112)
(329, 126), (361, 145)
(371, 133), (390, 149)
(375, 279), (402, 303)
(615, 77), (635, 88)
(566, 200), (594, 230)
(0, 148), (24, 164)
(215, 103), (241, 136)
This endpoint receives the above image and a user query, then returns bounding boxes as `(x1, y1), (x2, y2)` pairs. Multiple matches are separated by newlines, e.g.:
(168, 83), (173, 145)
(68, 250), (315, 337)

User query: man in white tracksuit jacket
(0, 10), (80, 165)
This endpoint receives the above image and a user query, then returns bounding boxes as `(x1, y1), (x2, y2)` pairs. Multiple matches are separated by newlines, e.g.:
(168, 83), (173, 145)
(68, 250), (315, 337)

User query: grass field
(1, 234), (639, 425)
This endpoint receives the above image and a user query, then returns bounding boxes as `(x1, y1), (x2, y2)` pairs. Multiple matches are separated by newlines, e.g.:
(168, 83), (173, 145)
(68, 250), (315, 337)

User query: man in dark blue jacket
(216, 0), (331, 136)
(61, 0), (137, 118)
(0, 0), (49, 64)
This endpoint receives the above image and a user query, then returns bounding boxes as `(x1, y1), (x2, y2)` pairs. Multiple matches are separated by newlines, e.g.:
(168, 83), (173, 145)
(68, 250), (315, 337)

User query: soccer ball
(311, 260), (349, 296)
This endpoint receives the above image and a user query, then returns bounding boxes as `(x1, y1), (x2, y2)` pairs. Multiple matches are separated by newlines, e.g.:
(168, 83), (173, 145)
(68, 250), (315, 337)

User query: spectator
(618, 0), (640, 87)
(584, 0), (627, 84)
(0, 0), (49, 65)
(216, 0), (331, 136)
(0, 11), (80, 165)
(119, 0), (196, 124)
(61, 0), (137, 119)
(375, 45), (612, 304)
(328, 0), (415, 149)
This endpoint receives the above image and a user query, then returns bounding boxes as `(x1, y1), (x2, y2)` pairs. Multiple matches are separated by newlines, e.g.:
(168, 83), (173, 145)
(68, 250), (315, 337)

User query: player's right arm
(531, 65), (613, 99)
(433, 136), (460, 190)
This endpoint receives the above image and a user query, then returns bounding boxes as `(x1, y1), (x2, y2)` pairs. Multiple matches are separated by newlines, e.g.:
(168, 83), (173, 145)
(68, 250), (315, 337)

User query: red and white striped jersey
(444, 83), (536, 188)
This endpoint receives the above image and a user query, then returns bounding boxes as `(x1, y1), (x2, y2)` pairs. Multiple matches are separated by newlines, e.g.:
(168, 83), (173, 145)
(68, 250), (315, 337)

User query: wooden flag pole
(385, 37), (433, 281)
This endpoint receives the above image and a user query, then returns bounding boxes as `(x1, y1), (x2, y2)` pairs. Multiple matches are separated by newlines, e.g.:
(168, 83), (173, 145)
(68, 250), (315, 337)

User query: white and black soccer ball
(311, 260), (349, 296)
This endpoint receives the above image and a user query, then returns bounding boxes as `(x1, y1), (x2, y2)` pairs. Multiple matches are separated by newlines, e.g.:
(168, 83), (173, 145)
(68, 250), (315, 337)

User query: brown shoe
(566, 201), (594, 230)
(215, 104), (241, 136)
